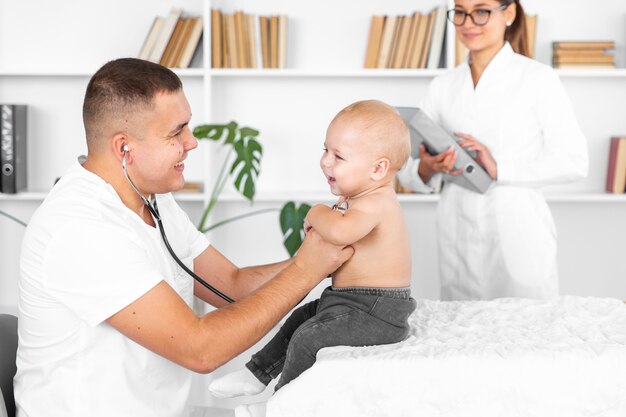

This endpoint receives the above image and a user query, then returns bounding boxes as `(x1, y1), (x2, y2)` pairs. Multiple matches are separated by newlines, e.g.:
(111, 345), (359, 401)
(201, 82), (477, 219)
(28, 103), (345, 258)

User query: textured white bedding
(266, 296), (626, 417)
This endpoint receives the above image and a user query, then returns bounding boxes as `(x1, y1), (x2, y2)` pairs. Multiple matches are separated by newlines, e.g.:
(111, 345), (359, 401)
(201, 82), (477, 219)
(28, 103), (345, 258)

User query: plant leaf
(230, 134), (263, 201)
(193, 121), (238, 144)
(280, 202), (311, 257)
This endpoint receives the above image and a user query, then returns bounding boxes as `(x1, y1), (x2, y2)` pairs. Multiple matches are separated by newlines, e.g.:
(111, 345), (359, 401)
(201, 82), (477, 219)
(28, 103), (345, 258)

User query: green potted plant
(193, 121), (310, 256)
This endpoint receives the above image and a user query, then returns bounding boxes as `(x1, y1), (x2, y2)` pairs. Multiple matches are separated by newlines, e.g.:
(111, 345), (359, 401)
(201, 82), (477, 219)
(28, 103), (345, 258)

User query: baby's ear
(371, 158), (390, 181)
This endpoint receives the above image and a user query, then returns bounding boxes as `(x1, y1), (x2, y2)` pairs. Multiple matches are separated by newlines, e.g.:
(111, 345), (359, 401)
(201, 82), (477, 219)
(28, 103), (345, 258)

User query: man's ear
(371, 158), (390, 181)
(112, 133), (129, 162)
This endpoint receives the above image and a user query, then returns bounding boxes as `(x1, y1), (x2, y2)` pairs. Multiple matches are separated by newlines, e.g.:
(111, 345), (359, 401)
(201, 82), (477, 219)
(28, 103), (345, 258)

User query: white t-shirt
(15, 161), (209, 417)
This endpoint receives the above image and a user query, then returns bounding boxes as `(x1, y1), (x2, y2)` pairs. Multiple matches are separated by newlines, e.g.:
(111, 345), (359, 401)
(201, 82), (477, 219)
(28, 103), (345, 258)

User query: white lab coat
(398, 43), (588, 300)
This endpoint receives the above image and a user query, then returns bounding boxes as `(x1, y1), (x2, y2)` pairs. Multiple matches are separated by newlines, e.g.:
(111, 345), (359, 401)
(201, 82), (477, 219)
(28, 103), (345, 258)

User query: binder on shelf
(396, 106), (494, 194)
(605, 136), (626, 193)
(1, 104), (28, 194)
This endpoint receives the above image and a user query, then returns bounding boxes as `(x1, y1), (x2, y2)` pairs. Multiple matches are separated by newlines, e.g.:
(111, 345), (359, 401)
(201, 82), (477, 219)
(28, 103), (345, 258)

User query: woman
(397, 0), (588, 300)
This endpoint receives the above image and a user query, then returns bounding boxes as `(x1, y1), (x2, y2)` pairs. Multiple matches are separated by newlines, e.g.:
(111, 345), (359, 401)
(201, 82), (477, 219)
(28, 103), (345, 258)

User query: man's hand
(293, 228), (353, 283)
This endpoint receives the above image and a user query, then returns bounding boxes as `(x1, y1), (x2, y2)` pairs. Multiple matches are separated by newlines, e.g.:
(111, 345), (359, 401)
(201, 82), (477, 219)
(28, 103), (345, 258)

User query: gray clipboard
(396, 106), (494, 194)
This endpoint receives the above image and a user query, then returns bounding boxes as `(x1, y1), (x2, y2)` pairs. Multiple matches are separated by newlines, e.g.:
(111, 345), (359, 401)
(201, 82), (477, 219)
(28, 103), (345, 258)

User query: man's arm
(306, 202), (380, 246)
(106, 229), (353, 374)
(192, 245), (292, 307)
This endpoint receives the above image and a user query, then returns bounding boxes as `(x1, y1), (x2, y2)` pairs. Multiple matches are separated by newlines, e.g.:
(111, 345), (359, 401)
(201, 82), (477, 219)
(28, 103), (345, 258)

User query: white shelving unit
(1, 0), (626, 408)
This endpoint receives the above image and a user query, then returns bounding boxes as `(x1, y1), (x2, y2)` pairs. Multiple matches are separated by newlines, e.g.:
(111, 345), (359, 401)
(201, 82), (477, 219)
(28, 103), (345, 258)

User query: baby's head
(321, 100), (410, 196)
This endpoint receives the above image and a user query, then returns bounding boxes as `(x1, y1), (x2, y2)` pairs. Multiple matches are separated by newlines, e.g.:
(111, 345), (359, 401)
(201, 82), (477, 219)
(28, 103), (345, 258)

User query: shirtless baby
(209, 100), (417, 416)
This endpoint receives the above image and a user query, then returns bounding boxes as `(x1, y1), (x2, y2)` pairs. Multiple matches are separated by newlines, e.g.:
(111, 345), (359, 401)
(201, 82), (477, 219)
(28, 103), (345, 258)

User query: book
(247, 14), (258, 68)
(525, 14), (537, 58)
(605, 136), (626, 193)
(552, 41), (615, 50)
(554, 48), (612, 59)
(0, 104), (27, 194)
(270, 15), (279, 68)
(553, 55), (614, 65)
(388, 15), (405, 68)
(148, 7), (182, 63)
(376, 15), (397, 68)
(278, 15), (287, 68)
(211, 9), (223, 68)
(259, 15), (270, 68)
(392, 15), (412, 68)
(403, 12), (420, 68)
(364, 15), (385, 68)
(426, 5), (447, 69)
(177, 17), (204, 68)
(168, 18), (193, 67)
(419, 9), (435, 68)
(138, 17), (165, 61)
(252, 14), (263, 68)
(226, 13), (238, 67)
(160, 17), (185, 66)
(409, 13), (427, 68)
(235, 11), (248, 68)
(188, 33), (204, 68)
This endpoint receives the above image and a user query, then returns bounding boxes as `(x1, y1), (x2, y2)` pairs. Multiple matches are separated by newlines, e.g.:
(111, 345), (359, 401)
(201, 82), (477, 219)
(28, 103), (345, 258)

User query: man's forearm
(195, 261), (322, 372)
(235, 259), (293, 297)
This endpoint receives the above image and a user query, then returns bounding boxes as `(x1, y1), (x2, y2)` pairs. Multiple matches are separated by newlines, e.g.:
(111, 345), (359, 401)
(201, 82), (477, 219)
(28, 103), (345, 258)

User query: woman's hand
(417, 144), (463, 183)
(455, 133), (497, 179)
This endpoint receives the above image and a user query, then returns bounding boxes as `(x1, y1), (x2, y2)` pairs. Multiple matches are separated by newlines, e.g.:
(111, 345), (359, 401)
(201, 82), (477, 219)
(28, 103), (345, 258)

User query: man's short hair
(82, 58), (182, 149)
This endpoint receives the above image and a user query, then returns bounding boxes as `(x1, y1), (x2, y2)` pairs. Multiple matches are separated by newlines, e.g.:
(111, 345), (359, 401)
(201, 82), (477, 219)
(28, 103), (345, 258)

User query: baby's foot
(235, 402), (266, 417)
(208, 368), (266, 398)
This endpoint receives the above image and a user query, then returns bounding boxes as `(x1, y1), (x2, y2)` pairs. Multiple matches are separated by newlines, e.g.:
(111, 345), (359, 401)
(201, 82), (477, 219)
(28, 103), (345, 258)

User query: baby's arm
(305, 200), (381, 246)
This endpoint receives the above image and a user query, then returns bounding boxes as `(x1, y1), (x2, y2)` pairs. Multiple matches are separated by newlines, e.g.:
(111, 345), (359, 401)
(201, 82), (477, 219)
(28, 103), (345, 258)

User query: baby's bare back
(331, 191), (412, 289)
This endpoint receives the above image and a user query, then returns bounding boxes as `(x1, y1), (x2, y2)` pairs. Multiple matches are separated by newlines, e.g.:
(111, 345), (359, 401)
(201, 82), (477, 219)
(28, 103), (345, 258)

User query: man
(14, 58), (352, 417)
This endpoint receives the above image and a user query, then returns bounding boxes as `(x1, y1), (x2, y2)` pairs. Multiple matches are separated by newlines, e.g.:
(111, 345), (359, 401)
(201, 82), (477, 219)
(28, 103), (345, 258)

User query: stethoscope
(121, 146), (234, 303)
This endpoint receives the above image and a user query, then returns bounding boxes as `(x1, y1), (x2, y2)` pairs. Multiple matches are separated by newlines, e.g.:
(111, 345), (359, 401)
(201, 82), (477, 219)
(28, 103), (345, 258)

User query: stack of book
(211, 9), (287, 69)
(606, 136), (626, 193)
(138, 7), (204, 69)
(552, 41), (615, 69)
(363, 5), (447, 69)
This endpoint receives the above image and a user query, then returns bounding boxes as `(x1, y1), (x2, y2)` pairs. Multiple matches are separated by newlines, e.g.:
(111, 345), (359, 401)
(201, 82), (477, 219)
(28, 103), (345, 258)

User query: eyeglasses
(446, 4), (508, 27)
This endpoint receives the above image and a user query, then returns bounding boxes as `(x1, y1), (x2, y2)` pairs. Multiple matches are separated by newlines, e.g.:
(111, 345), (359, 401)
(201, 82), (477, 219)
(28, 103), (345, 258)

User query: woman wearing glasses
(398, 0), (588, 300)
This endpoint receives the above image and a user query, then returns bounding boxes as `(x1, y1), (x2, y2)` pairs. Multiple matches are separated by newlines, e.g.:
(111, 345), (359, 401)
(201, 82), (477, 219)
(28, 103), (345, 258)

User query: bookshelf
(2, 0), (626, 408)
(0, 0), (625, 288)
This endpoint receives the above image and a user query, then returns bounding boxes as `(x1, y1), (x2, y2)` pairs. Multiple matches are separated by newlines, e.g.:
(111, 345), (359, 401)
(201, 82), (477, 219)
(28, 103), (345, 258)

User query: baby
(210, 100), (416, 416)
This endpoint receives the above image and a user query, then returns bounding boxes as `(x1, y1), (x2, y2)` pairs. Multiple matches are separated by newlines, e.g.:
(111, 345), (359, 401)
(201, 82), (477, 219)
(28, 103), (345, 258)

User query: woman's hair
(500, 0), (530, 57)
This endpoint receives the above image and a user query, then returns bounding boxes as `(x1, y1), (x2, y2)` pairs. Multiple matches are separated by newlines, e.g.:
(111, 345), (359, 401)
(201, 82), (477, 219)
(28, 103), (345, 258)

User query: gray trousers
(246, 286), (417, 391)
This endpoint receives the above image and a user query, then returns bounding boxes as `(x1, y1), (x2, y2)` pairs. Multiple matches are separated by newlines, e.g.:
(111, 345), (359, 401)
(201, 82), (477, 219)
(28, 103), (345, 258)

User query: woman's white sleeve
(497, 68), (589, 186)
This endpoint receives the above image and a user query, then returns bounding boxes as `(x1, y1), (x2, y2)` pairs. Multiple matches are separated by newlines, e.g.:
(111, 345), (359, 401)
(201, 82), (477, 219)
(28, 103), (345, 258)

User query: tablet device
(396, 106), (494, 194)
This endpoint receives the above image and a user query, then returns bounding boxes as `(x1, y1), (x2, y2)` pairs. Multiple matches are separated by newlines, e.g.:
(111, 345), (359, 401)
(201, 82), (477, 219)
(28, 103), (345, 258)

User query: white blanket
(266, 296), (626, 417)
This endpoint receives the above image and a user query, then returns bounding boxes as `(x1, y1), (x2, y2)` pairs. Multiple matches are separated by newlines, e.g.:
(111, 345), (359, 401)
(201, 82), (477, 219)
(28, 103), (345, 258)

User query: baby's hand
(303, 218), (312, 233)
